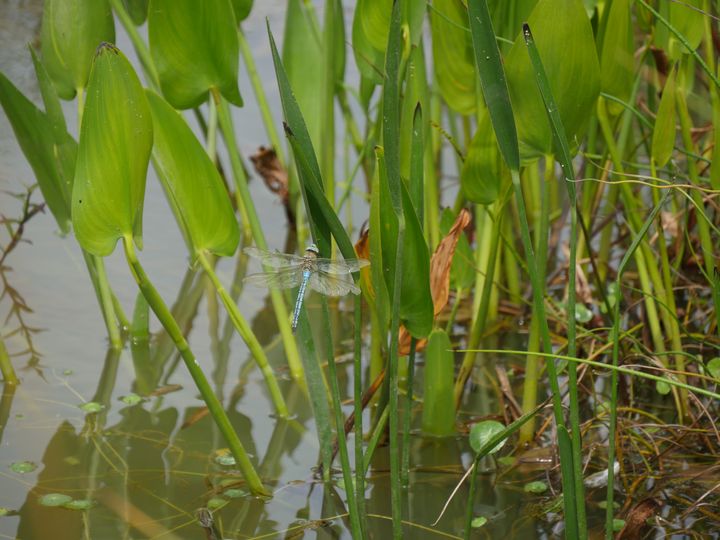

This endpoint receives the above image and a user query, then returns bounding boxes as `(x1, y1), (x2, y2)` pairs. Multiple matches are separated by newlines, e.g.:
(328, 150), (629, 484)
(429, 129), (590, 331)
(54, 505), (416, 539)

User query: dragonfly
(244, 244), (370, 332)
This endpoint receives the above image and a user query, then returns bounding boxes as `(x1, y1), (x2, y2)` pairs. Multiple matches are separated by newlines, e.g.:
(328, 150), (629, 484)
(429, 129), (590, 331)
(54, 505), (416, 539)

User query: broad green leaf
(707, 357), (720, 380)
(40, 0), (115, 99)
(0, 71), (75, 233)
(121, 0), (149, 25)
(72, 44), (152, 256)
(490, 0), (538, 44)
(504, 0), (600, 161)
(599, 0), (634, 115)
(468, 0), (519, 170)
(652, 67), (677, 168)
(146, 91), (239, 258)
(461, 109), (507, 204)
(282, 0), (322, 148)
(469, 420), (506, 454)
(421, 329), (456, 436)
(378, 153), (433, 338)
(231, 0), (253, 22)
(352, 1), (384, 85)
(357, 0), (391, 53)
(431, 0), (476, 115)
(149, 0), (242, 109)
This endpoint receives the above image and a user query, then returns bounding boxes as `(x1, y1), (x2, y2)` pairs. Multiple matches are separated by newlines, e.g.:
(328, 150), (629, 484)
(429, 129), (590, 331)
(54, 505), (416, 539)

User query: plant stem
(197, 251), (288, 418)
(0, 337), (18, 385)
(401, 338), (416, 486)
(122, 235), (268, 496)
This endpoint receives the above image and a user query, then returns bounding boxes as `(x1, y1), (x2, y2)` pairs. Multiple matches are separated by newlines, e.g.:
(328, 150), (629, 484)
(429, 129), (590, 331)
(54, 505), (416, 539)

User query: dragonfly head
(305, 244), (320, 256)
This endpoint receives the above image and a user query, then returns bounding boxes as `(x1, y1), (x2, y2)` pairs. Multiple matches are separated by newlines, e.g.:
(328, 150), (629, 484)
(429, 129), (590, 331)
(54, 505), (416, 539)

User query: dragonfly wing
(244, 267), (304, 289)
(243, 247), (303, 268)
(315, 258), (370, 274)
(308, 271), (360, 296)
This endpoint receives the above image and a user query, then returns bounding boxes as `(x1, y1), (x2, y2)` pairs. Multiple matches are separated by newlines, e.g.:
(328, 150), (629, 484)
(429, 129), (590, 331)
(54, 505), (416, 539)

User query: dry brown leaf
(398, 208), (471, 355)
(617, 498), (661, 540)
(250, 146), (293, 222)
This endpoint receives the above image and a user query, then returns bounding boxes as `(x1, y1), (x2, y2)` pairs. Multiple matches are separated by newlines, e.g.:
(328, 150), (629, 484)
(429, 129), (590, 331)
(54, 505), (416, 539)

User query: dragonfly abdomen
(292, 269), (312, 332)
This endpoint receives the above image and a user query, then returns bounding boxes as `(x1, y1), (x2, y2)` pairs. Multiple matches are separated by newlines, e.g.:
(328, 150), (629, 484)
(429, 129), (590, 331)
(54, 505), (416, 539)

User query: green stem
(321, 299), (363, 538)
(122, 236), (267, 496)
(237, 27), (285, 165)
(93, 254), (123, 349)
(215, 94), (304, 381)
(353, 300), (368, 533)
(463, 459), (479, 540)
(108, 0), (160, 90)
(0, 337), (18, 385)
(197, 251), (288, 418)
(401, 338), (416, 486)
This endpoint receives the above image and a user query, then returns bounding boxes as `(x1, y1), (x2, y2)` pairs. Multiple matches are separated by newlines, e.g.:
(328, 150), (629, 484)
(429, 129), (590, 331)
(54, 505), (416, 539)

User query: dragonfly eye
(306, 244), (319, 255)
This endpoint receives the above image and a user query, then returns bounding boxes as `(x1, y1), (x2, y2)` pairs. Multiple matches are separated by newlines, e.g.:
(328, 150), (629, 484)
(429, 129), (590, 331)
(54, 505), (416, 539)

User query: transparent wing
(243, 267), (304, 289)
(243, 246), (304, 268)
(315, 258), (370, 274)
(308, 271), (360, 296)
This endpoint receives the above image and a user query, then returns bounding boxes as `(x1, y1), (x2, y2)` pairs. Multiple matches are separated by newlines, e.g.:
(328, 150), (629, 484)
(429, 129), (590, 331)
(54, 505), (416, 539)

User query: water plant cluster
(1, 0), (719, 538)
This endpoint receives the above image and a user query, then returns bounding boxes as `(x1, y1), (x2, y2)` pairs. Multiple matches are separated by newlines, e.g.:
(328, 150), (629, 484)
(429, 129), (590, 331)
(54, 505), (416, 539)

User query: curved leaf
(505, 0), (600, 161)
(654, 0), (704, 60)
(461, 109), (507, 204)
(146, 90), (239, 257)
(149, 0), (242, 109)
(431, 0), (476, 115)
(0, 71), (75, 234)
(231, 0), (253, 22)
(40, 0), (115, 99)
(72, 44), (152, 256)
(469, 420), (507, 455)
(421, 329), (456, 436)
(651, 67), (677, 168)
(599, 0), (633, 115)
(282, 0), (322, 147)
(357, 0), (391, 53)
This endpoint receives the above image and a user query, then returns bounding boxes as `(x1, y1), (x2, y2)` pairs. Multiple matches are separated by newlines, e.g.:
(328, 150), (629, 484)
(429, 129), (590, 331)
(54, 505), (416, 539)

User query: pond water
(0, 2), (573, 539)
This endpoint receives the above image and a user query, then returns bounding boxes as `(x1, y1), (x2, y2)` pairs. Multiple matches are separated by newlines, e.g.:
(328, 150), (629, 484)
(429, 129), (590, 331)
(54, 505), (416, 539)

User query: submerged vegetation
(1, 0), (720, 538)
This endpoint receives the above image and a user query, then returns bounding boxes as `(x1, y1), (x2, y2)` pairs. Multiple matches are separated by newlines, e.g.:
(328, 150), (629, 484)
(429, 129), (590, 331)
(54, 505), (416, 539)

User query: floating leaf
(149, 0), (242, 109)
(64, 499), (95, 510)
(214, 450), (237, 467)
(72, 44), (152, 257)
(471, 516), (488, 528)
(574, 303), (592, 323)
(10, 461), (37, 474)
(207, 498), (227, 510)
(79, 402), (105, 413)
(524, 480), (548, 493)
(222, 488), (248, 499)
(469, 420), (507, 455)
(707, 357), (720, 380)
(40, 0), (115, 99)
(38, 493), (73, 507)
(146, 90), (239, 258)
(421, 329), (456, 436)
(120, 393), (143, 405)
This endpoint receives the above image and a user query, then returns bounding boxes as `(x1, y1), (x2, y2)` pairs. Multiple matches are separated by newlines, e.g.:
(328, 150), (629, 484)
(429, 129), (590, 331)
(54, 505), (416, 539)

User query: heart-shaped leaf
(72, 44), (152, 256)
(40, 0), (115, 99)
(149, 0), (242, 109)
(146, 90), (239, 258)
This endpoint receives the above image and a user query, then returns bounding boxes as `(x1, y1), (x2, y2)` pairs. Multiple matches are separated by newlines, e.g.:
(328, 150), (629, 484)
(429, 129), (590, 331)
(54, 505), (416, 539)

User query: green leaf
(504, 0), (600, 161)
(352, 0), (384, 85)
(38, 494), (73, 507)
(0, 71), (75, 233)
(146, 90), (239, 258)
(231, 0), (253, 22)
(356, 0), (391, 53)
(461, 109), (507, 204)
(121, 0), (150, 25)
(707, 357), (720, 380)
(421, 329), (456, 436)
(430, 0), (476, 115)
(377, 154), (434, 338)
(654, 0), (704, 60)
(72, 44), (153, 256)
(282, 0), (322, 148)
(469, 420), (506, 455)
(29, 45), (67, 140)
(598, 0), (633, 115)
(651, 66), (677, 168)
(149, 0), (242, 109)
(470, 516), (488, 528)
(524, 480), (548, 493)
(40, 0), (115, 99)
(467, 0), (519, 170)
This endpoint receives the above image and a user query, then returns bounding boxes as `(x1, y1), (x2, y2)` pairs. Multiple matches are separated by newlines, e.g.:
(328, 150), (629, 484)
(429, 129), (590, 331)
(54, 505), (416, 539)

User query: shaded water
(0, 1), (676, 539)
